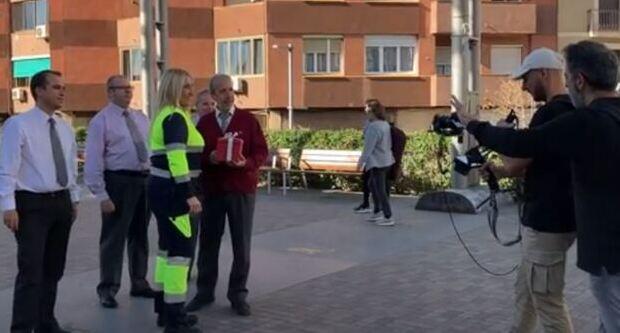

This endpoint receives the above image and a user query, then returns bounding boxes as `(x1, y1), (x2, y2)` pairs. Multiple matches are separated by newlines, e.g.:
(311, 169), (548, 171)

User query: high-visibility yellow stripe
(154, 253), (168, 292)
(163, 259), (189, 303)
(166, 150), (190, 179)
(170, 214), (191, 238)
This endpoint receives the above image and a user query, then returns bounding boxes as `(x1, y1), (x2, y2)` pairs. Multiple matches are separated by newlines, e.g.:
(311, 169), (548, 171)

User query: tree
(482, 79), (535, 127)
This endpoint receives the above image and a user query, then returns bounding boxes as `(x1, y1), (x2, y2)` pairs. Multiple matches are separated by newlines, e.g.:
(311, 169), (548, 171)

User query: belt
(105, 169), (150, 178)
(15, 189), (69, 198)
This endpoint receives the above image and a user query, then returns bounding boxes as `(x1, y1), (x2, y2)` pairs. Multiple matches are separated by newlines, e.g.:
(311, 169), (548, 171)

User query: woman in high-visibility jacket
(149, 68), (204, 333)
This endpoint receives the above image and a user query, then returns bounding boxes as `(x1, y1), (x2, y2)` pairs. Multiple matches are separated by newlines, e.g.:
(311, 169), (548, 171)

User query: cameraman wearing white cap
(456, 48), (577, 332)
(456, 41), (620, 333)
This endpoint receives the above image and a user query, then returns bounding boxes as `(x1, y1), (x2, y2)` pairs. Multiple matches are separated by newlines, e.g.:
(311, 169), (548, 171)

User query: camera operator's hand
(450, 95), (475, 127)
(481, 161), (510, 180)
(496, 120), (514, 128)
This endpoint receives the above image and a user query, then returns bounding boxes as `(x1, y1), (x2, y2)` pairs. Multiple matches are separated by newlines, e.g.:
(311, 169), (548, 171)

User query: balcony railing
(588, 9), (620, 34)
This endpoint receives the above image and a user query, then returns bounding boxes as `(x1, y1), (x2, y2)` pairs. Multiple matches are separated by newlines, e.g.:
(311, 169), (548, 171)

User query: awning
(12, 57), (51, 78)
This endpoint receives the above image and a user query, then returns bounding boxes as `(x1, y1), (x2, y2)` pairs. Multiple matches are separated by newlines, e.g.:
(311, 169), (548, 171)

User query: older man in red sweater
(186, 74), (268, 316)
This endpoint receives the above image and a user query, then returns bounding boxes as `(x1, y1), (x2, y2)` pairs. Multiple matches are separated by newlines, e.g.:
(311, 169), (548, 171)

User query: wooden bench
(260, 148), (292, 195)
(297, 149), (362, 188)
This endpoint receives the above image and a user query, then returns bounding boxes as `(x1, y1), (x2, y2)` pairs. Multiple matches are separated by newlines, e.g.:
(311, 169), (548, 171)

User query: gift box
(216, 133), (244, 163)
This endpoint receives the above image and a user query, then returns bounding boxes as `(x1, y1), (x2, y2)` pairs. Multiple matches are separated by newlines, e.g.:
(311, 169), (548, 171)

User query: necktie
(123, 110), (149, 163)
(49, 118), (68, 187)
(219, 112), (231, 132)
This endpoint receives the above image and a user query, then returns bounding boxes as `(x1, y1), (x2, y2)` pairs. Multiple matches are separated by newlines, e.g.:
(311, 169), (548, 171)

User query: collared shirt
(84, 102), (150, 200)
(215, 105), (236, 131)
(0, 106), (80, 210)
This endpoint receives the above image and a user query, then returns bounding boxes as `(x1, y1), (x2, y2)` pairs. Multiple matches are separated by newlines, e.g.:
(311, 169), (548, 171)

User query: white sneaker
(366, 212), (383, 222)
(375, 217), (395, 226)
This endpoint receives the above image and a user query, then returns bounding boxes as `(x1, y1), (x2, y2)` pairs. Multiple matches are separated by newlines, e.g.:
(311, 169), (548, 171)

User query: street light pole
(416, 0), (484, 213)
(287, 43), (293, 130)
(155, 0), (168, 73)
(466, 0), (481, 186)
(140, 0), (156, 119)
(451, 0), (470, 189)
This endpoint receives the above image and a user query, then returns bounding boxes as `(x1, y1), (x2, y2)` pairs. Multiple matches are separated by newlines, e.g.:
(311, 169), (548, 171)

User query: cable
(442, 190), (519, 277)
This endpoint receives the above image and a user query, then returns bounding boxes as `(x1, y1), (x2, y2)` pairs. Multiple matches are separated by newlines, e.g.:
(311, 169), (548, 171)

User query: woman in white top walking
(357, 99), (395, 226)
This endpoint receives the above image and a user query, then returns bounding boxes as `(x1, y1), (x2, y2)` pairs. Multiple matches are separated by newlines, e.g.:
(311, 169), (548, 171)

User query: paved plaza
(0, 188), (598, 332)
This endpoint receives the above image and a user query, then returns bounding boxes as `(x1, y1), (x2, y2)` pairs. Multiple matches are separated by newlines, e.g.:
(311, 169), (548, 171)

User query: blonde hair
(156, 68), (192, 112)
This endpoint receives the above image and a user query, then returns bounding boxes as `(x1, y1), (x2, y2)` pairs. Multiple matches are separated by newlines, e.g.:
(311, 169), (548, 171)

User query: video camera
(430, 109), (519, 137)
(430, 113), (465, 136)
(430, 109), (520, 192)
(454, 146), (499, 192)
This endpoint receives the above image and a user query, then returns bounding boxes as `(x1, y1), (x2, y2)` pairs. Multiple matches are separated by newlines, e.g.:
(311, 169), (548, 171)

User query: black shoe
(158, 313), (198, 328)
(100, 295), (118, 308)
(130, 287), (156, 298)
(185, 294), (215, 312)
(231, 301), (251, 316)
(35, 328), (71, 333)
(35, 321), (71, 333)
(164, 326), (202, 333)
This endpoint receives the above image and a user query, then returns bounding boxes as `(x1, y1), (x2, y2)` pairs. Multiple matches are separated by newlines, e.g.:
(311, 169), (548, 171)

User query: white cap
(511, 48), (565, 80)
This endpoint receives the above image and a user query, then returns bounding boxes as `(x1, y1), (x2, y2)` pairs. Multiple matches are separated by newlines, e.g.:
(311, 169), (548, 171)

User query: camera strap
(483, 169), (521, 247)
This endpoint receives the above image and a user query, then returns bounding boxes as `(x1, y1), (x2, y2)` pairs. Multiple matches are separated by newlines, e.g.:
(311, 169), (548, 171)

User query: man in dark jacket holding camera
(456, 41), (620, 333)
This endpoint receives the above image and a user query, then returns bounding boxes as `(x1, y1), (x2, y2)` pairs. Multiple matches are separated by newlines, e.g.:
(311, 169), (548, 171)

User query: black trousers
(97, 171), (150, 298)
(11, 190), (73, 333)
(361, 169), (391, 208)
(196, 193), (255, 303)
(369, 167), (392, 218)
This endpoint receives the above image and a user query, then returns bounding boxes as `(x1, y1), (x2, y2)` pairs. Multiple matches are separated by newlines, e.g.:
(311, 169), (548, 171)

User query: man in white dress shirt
(0, 70), (79, 333)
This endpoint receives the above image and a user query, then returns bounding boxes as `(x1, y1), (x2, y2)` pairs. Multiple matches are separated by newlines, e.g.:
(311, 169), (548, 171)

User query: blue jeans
(590, 268), (620, 333)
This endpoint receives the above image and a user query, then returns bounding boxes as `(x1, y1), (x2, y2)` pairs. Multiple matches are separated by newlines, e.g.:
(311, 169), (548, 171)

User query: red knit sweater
(196, 108), (268, 195)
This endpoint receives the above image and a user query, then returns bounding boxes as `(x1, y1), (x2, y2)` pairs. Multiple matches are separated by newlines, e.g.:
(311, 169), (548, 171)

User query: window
(121, 49), (142, 81)
(303, 38), (342, 74)
(600, 0), (620, 11)
(12, 0), (47, 32)
(13, 77), (31, 88)
(35, 0), (47, 26)
(365, 36), (416, 74)
(253, 39), (263, 74)
(490, 45), (522, 75)
(435, 46), (451, 75)
(216, 38), (264, 76)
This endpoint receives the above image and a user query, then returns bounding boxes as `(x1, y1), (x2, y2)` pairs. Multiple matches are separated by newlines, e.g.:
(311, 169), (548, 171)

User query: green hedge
(266, 129), (451, 194)
(75, 126), (87, 145)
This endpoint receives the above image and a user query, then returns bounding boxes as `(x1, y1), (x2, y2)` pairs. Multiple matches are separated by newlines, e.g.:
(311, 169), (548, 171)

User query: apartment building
(2, 0), (212, 127)
(559, 0), (620, 58)
(2, 0), (559, 131)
